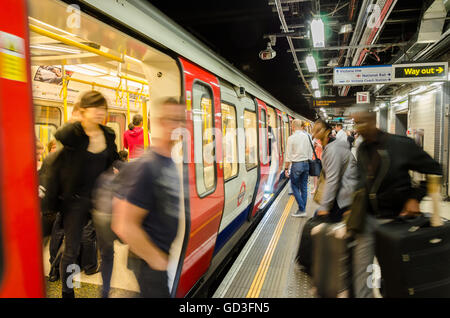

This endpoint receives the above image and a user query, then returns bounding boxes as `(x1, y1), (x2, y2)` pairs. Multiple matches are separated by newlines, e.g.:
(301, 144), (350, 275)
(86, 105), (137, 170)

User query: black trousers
(129, 257), (170, 298)
(60, 197), (92, 293)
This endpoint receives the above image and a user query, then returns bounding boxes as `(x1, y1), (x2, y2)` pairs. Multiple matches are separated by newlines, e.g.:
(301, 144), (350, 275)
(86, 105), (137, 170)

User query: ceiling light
(409, 86), (427, 95)
(379, 103), (387, 109)
(339, 24), (353, 34)
(31, 44), (81, 54)
(306, 54), (317, 73)
(311, 78), (319, 90)
(63, 65), (103, 76)
(314, 90), (321, 98)
(310, 18), (325, 48)
(327, 57), (338, 67)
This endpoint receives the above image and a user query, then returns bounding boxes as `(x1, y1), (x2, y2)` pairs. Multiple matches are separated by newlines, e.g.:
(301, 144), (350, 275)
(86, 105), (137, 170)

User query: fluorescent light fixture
(314, 90), (321, 98)
(31, 44), (81, 54)
(311, 18), (325, 48)
(306, 54), (317, 73)
(431, 81), (444, 87)
(391, 95), (407, 103)
(29, 17), (78, 38)
(379, 103), (387, 109)
(374, 107), (380, 112)
(311, 78), (319, 90)
(64, 65), (103, 76)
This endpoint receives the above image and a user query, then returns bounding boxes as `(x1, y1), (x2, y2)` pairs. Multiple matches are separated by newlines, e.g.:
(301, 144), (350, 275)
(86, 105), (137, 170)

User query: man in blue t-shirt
(112, 97), (185, 298)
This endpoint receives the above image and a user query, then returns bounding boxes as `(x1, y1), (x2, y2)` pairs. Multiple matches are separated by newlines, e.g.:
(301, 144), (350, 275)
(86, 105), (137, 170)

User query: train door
(275, 109), (284, 188)
(251, 98), (270, 215)
(176, 58), (224, 297)
(0, 0), (45, 297)
(288, 115), (293, 135)
(265, 105), (279, 193)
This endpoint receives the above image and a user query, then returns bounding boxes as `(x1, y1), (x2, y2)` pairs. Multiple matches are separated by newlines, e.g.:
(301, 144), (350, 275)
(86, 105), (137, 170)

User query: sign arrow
(437, 67), (444, 74)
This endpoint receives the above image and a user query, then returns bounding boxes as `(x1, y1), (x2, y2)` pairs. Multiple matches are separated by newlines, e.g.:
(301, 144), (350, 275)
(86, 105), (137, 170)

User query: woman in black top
(54, 91), (119, 298)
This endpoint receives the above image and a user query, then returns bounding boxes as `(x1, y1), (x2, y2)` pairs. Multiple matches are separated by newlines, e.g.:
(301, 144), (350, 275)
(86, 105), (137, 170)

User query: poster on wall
(34, 65), (73, 85)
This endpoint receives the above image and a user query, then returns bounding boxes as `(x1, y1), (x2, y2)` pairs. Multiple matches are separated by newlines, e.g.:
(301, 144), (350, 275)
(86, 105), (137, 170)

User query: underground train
(0, 0), (312, 297)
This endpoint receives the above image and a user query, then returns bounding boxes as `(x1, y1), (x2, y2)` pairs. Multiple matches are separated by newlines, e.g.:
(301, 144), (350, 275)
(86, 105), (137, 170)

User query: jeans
(129, 257), (170, 298)
(60, 197), (91, 294)
(290, 161), (309, 212)
(92, 210), (117, 298)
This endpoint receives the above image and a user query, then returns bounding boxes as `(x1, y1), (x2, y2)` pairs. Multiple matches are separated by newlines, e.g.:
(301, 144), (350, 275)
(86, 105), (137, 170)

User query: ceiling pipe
(273, 0), (313, 95)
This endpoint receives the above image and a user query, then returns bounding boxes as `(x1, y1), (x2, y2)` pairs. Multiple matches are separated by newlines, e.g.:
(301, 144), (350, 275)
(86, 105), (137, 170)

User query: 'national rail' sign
(333, 62), (448, 86)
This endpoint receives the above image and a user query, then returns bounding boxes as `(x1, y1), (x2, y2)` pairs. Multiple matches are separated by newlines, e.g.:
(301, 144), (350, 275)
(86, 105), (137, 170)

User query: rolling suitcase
(375, 175), (450, 298)
(311, 222), (353, 298)
(295, 215), (328, 275)
(375, 214), (450, 297)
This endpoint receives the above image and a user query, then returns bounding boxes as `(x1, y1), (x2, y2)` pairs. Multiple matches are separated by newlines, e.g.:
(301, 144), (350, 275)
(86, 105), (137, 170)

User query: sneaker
(292, 210), (307, 217)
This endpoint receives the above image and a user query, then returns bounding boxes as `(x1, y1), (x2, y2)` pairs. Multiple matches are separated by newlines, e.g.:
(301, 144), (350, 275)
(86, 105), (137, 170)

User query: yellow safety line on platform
(246, 195), (295, 298)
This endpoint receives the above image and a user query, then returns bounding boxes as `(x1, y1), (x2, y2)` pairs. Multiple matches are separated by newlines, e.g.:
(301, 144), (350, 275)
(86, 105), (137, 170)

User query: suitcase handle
(427, 175), (443, 227)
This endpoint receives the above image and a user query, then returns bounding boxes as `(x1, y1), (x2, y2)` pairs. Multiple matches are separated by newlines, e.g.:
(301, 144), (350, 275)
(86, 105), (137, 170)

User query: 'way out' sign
(333, 62), (448, 86)
(392, 63), (448, 82)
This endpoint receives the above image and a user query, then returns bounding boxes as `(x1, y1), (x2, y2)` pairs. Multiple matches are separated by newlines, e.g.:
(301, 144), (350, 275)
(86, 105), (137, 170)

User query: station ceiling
(148, 0), (446, 120)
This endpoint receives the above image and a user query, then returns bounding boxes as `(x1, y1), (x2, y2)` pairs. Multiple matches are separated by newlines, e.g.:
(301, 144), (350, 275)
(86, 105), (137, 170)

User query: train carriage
(0, 0), (311, 297)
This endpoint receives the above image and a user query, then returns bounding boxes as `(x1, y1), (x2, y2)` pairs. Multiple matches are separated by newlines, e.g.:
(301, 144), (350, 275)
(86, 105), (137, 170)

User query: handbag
(308, 136), (322, 176)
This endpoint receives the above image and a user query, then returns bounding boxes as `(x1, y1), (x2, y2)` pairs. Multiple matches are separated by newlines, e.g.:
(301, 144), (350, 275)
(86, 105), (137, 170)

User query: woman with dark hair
(124, 114), (149, 159)
(53, 90), (119, 298)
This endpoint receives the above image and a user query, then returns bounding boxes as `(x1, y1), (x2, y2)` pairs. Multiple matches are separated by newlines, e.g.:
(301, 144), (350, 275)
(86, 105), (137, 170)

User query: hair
(292, 119), (304, 130)
(118, 150), (128, 161)
(79, 90), (107, 109)
(36, 138), (44, 150)
(151, 96), (183, 119)
(72, 102), (80, 113)
(335, 123), (343, 129)
(128, 123), (135, 130)
(132, 114), (143, 126)
(47, 139), (57, 153)
(314, 118), (333, 132)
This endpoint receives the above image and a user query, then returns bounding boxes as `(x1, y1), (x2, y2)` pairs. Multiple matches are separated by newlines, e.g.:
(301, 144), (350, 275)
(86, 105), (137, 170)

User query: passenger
(112, 97), (185, 298)
(348, 109), (442, 298)
(36, 139), (44, 170)
(334, 123), (347, 143)
(311, 119), (358, 222)
(310, 138), (323, 195)
(70, 102), (81, 122)
(284, 119), (313, 217)
(47, 139), (58, 154)
(119, 150), (129, 162)
(53, 90), (119, 298)
(124, 114), (149, 159)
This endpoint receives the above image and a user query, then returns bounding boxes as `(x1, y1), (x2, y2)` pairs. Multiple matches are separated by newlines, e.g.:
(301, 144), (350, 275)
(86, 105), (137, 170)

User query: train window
(106, 112), (126, 150)
(193, 83), (216, 196)
(221, 103), (238, 180)
(244, 110), (258, 170)
(277, 115), (283, 155)
(34, 105), (62, 157)
(284, 121), (289, 155)
(260, 109), (268, 165)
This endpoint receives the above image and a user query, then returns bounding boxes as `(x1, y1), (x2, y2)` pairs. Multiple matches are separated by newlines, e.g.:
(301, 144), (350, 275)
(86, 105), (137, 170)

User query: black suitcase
(295, 215), (328, 275)
(311, 222), (353, 298)
(375, 214), (450, 298)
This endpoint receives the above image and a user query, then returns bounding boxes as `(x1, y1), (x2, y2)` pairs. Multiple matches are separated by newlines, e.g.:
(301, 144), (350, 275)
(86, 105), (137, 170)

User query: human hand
(399, 199), (421, 217)
(285, 170), (290, 178)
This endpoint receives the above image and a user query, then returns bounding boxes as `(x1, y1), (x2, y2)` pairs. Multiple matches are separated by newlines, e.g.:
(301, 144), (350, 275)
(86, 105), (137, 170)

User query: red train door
(251, 98), (269, 217)
(0, 0), (45, 297)
(274, 109), (284, 189)
(176, 58), (224, 297)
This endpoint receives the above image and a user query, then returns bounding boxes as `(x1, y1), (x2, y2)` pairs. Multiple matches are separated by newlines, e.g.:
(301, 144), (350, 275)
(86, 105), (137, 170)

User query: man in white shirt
(335, 123), (347, 142)
(284, 119), (313, 217)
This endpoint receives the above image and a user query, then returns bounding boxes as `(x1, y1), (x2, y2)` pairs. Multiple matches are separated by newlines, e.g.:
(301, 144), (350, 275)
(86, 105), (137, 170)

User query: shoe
(62, 290), (75, 298)
(292, 210), (307, 217)
(84, 267), (99, 275)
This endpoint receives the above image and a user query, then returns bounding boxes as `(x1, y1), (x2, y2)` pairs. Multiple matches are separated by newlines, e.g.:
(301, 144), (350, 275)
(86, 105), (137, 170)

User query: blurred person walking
(311, 119), (358, 222)
(112, 97), (185, 298)
(348, 110), (442, 298)
(284, 119), (313, 217)
(310, 138), (323, 195)
(49, 91), (119, 298)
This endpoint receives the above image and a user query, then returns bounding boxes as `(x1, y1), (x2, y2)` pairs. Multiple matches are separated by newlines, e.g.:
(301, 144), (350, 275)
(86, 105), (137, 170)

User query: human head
(79, 90), (108, 125)
(335, 123), (343, 131)
(292, 119), (304, 131)
(352, 110), (377, 141)
(132, 114), (143, 127)
(36, 139), (44, 162)
(312, 119), (332, 141)
(150, 97), (185, 146)
(119, 150), (128, 162)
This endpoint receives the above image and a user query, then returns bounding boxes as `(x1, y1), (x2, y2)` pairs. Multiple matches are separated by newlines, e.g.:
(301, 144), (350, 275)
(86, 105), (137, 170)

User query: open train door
(0, 0), (45, 297)
(175, 58), (225, 297)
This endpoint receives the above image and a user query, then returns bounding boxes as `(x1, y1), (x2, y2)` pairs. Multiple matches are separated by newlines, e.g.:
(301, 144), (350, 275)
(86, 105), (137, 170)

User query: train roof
(79, 0), (309, 121)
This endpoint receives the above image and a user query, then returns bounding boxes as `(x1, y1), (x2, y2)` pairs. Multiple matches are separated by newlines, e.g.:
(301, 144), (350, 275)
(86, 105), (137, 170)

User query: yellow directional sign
(393, 62), (447, 82)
